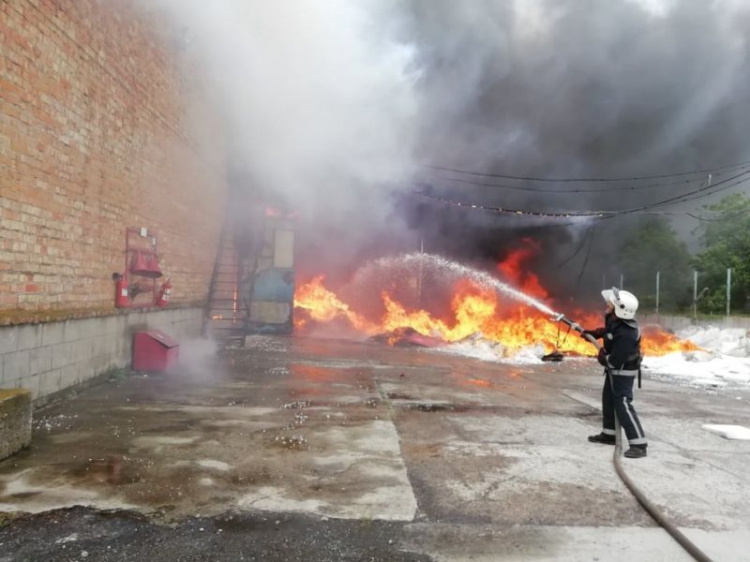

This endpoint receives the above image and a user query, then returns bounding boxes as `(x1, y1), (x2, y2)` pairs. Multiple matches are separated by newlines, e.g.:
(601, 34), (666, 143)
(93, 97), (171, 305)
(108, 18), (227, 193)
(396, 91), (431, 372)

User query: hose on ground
(613, 397), (714, 562)
(558, 315), (716, 561)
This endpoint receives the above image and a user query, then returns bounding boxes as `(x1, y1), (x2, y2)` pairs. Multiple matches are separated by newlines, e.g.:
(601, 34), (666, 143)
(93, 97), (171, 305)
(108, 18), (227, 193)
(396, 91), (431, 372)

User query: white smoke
(177, 337), (219, 379)
(145, 0), (420, 223)
(134, 0), (750, 264)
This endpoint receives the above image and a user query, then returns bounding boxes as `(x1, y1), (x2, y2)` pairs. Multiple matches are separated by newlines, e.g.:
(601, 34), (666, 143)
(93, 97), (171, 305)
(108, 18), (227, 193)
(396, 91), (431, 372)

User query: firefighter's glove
(597, 347), (608, 367)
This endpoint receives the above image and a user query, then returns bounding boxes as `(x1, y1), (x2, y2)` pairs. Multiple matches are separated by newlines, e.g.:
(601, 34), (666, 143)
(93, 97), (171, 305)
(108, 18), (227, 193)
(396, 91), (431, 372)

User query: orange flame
(497, 239), (549, 300)
(641, 327), (699, 356)
(294, 252), (697, 356)
(294, 274), (698, 358)
(293, 275), (375, 332)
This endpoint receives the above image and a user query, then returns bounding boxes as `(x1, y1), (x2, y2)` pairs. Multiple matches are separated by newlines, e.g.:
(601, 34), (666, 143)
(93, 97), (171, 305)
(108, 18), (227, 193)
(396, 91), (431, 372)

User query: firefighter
(583, 287), (647, 459)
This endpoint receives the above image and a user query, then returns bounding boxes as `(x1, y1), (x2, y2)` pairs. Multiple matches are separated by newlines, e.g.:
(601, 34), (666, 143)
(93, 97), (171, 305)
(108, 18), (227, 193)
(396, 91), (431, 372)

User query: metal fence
(605, 268), (737, 318)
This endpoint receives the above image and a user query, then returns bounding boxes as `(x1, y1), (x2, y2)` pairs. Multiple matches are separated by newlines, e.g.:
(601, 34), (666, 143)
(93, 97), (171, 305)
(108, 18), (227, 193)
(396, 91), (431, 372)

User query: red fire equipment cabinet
(114, 227), (167, 308)
(132, 330), (180, 372)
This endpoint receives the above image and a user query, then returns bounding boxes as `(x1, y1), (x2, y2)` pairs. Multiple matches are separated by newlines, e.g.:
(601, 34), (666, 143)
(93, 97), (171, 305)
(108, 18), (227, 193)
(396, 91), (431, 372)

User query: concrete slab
(237, 419), (417, 521)
(403, 523), (750, 562)
(0, 389), (32, 461)
(0, 336), (748, 561)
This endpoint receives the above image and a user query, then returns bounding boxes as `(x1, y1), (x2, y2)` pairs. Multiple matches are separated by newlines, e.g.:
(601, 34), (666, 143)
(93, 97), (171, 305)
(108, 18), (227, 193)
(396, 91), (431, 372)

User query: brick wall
(0, 0), (228, 320)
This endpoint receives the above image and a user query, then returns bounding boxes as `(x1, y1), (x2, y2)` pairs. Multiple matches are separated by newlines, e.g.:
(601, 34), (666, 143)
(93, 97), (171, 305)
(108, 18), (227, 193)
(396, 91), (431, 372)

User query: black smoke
(143, 0), (750, 302)
(399, 0), (750, 299)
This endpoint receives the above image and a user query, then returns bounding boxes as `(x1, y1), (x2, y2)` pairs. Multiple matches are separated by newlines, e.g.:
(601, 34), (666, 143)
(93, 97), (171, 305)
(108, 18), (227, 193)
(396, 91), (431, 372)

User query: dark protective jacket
(588, 313), (642, 372)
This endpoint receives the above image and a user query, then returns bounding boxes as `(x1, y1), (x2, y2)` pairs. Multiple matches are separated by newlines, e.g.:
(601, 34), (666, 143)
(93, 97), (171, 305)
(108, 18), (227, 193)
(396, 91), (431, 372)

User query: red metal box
(132, 330), (179, 372)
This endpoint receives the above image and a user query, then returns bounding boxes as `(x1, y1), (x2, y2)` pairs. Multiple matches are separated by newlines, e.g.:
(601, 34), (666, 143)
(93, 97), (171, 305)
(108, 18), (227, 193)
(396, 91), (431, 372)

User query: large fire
(294, 242), (698, 358)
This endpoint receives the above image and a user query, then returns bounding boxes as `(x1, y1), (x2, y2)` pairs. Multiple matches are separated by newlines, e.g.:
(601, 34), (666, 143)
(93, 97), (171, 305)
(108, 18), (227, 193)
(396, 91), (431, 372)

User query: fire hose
(553, 314), (714, 562)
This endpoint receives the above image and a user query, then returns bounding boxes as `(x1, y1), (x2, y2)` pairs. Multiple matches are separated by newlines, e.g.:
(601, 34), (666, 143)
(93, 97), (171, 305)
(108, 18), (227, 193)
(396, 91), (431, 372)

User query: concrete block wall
(0, 307), (203, 402)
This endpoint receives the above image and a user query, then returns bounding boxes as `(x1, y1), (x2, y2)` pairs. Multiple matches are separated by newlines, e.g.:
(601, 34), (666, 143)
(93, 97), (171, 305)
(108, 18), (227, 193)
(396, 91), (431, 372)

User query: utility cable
(685, 210), (750, 222)
(658, 174), (750, 209)
(412, 168), (750, 220)
(574, 226), (596, 286)
(421, 167), (745, 194)
(422, 158), (750, 183)
(639, 208), (750, 221)
(555, 226), (595, 268)
(615, 168), (750, 215)
(410, 190), (612, 218)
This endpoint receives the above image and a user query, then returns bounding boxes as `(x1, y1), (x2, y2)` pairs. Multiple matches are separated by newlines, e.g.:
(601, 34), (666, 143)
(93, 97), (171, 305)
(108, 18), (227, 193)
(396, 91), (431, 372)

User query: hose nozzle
(552, 313), (583, 333)
(552, 312), (602, 350)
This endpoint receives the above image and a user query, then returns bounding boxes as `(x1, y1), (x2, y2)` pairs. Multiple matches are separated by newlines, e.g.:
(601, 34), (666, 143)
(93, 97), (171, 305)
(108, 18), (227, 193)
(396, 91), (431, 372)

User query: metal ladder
(202, 222), (246, 343)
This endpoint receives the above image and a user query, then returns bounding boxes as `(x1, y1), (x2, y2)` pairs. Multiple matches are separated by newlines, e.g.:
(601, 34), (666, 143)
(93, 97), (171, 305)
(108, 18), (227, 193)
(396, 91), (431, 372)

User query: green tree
(692, 193), (750, 314)
(617, 216), (692, 312)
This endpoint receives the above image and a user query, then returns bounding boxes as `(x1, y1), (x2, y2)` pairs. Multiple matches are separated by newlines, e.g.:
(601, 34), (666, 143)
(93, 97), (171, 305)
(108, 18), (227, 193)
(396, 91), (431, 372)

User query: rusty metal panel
(274, 230), (294, 268)
(250, 301), (291, 325)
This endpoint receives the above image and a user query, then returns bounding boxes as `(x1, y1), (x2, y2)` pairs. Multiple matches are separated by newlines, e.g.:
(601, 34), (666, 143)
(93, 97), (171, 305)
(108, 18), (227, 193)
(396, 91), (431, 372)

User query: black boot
(588, 433), (616, 445)
(624, 444), (648, 458)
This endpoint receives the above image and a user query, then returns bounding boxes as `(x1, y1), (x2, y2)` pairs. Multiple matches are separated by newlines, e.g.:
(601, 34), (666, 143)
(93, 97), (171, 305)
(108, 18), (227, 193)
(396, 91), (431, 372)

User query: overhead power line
(411, 190), (611, 218)
(685, 211), (750, 222)
(411, 168), (750, 220)
(575, 226), (596, 286)
(616, 168), (750, 215)
(420, 170), (726, 194)
(555, 225), (596, 267)
(423, 158), (750, 183)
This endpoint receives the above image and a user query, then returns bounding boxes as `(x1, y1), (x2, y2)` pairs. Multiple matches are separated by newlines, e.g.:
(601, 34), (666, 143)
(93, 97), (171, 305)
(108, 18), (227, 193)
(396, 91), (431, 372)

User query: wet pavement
(1, 336), (750, 561)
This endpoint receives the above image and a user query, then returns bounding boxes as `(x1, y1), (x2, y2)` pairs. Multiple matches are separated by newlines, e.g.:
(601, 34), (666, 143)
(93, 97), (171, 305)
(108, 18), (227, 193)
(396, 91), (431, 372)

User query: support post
(619, 273), (624, 289)
(692, 270), (698, 319)
(727, 268), (732, 317)
(417, 236), (424, 306)
(655, 271), (660, 316)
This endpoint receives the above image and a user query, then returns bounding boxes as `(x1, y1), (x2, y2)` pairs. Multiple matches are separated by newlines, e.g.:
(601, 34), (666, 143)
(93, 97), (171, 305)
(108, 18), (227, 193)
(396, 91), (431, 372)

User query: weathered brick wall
(0, 0), (227, 320)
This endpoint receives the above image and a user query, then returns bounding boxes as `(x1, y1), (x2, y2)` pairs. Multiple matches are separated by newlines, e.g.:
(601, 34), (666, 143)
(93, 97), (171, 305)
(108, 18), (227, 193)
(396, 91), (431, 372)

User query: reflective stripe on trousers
(602, 370), (647, 446)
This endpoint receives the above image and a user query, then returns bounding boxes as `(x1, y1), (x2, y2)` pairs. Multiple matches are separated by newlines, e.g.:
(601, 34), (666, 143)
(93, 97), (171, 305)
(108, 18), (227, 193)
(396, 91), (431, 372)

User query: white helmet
(601, 287), (638, 320)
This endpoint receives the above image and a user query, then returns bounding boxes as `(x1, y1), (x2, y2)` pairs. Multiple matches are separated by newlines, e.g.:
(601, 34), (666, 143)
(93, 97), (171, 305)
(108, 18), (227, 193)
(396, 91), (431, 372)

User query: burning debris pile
(294, 245), (698, 360)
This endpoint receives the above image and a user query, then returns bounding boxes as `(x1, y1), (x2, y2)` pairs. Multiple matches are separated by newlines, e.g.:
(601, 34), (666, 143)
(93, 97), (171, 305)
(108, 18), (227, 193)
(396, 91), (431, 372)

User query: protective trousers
(601, 371), (647, 446)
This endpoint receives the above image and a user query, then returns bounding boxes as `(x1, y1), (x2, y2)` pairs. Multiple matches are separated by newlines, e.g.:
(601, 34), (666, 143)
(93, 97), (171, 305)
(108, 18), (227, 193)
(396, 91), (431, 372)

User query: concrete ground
(1, 336), (749, 561)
